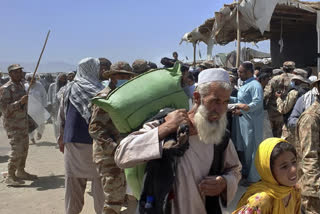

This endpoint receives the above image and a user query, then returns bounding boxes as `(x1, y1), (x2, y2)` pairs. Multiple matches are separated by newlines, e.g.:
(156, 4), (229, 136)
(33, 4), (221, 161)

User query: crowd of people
(0, 52), (319, 214)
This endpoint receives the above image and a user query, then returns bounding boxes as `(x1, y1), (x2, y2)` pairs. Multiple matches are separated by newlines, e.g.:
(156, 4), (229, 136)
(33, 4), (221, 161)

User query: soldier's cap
(103, 61), (135, 79)
(132, 59), (151, 74)
(8, 64), (23, 72)
(291, 74), (310, 85)
(282, 61), (295, 70)
(292, 68), (308, 79)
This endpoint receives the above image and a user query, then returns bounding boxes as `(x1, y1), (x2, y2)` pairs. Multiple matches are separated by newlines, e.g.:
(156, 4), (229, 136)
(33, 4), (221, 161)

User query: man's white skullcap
(198, 68), (230, 85)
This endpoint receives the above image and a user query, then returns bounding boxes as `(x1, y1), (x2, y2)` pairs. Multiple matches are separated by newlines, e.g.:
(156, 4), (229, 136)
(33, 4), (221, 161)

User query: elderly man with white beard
(114, 68), (242, 214)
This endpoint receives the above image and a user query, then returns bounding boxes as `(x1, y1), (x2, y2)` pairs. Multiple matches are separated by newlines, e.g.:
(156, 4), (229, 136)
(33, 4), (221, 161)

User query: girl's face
(272, 151), (297, 187)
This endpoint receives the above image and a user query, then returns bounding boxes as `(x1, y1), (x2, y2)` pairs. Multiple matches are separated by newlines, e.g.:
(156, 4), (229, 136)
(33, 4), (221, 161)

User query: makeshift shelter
(215, 47), (271, 67)
(180, 0), (320, 71)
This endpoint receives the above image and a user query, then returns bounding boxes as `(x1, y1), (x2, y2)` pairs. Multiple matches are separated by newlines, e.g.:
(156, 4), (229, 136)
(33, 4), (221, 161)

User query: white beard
(194, 105), (227, 145)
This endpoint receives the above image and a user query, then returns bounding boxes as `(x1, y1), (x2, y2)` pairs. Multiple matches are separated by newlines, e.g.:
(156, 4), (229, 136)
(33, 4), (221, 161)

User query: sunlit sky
(0, 0), (316, 68)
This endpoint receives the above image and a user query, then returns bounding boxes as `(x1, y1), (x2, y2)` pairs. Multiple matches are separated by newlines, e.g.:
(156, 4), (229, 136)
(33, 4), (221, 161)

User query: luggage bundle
(92, 62), (189, 199)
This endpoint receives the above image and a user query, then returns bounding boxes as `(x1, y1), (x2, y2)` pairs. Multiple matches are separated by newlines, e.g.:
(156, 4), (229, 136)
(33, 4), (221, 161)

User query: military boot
(5, 171), (25, 186)
(16, 169), (38, 180)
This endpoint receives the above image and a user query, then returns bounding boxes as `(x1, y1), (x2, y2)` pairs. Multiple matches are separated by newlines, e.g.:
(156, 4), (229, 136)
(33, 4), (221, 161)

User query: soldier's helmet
(291, 74), (310, 85)
(293, 68), (308, 79)
(8, 64), (23, 72)
(132, 59), (151, 74)
(103, 61), (135, 79)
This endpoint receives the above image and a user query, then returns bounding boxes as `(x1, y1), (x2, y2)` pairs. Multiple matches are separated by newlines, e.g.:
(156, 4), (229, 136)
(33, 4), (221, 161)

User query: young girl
(233, 138), (301, 214)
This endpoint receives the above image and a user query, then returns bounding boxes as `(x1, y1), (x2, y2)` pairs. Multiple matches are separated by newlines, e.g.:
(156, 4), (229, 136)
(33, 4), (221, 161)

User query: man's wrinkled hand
(163, 109), (189, 133)
(199, 176), (227, 197)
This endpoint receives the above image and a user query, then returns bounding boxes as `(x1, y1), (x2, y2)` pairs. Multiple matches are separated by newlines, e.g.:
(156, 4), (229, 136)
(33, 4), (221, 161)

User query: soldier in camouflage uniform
(296, 80), (320, 213)
(276, 74), (310, 145)
(0, 64), (37, 186)
(89, 61), (137, 214)
(264, 61), (295, 137)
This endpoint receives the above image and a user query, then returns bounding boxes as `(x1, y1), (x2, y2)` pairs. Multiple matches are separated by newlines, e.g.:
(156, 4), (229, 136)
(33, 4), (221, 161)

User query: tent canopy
(181, 0), (320, 46)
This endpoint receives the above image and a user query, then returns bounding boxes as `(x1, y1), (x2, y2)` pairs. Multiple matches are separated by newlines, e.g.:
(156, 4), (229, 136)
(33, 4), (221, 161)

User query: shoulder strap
(210, 129), (230, 175)
(205, 129), (230, 214)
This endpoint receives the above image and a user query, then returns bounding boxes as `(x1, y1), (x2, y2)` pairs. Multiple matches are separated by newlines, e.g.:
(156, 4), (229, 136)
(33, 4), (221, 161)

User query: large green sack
(92, 62), (189, 134)
(92, 63), (189, 199)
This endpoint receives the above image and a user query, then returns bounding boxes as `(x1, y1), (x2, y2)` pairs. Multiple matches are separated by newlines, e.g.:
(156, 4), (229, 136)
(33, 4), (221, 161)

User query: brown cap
(8, 64), (23, 72)
(103, 61), (135, 79)
(291, 74), (310, 84)
(283, 61), (295, 70)
(132, 59), (151, 74)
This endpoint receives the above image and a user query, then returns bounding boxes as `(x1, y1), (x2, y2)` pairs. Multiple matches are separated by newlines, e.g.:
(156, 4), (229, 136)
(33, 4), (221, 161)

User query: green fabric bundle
(92, 63), (189, 134)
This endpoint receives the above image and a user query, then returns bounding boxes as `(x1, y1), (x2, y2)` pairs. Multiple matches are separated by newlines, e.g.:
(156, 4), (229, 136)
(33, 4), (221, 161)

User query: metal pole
(27, 30), (51, 94)
(236, 1), (241, 68)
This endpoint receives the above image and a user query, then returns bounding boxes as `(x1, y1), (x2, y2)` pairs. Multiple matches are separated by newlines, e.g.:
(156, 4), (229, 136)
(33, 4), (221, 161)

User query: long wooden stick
(236, 1), (241, 68)
(193, 43), (196, 66)
(27, 30), (51, 94)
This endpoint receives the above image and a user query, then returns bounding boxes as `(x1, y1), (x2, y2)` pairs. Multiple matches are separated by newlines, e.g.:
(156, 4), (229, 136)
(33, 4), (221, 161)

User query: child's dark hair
(270, 142), (296, 171)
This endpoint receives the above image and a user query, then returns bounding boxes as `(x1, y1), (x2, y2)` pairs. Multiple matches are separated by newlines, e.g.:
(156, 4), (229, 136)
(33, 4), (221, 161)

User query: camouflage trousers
(269, 119), (283, 138)
(281, 125), (295, 146)
(302, 196), (320, 214)
(7, 130), (29, 174)
(93, 142), (126, 214)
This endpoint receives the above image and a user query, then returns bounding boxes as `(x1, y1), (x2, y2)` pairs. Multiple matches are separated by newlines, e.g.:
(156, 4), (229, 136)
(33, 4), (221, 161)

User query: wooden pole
(236, 1), (241, 68)
(193, 42), (196, 66)
(317, 11), (320, 76)
(27, 30), (51, 94)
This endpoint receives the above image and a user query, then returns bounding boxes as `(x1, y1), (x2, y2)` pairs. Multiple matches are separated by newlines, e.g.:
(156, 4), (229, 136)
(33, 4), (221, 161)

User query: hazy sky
(0, 0), (312, 67)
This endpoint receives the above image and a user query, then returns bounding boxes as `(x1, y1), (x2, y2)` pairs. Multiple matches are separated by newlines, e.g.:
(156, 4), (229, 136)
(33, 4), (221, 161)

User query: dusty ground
(0, 120), (245, 214)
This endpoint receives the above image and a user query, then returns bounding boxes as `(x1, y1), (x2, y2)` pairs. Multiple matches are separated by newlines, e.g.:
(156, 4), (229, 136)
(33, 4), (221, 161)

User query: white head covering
(198, 68), (230, 85)
(63, 57), (104, 123)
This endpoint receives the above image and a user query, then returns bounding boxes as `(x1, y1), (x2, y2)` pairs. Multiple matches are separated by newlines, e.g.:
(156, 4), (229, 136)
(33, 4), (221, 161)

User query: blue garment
(287, 89), (317, 129)
(230, 77), (264, 182)
(63, 101), (93, 144)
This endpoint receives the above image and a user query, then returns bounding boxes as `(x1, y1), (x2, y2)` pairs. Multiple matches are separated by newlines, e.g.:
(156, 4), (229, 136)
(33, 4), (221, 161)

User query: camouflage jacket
(0, 80), (28, 134)
(264, 72), (294, 120)
(89, 83), (122, 163)
(296, 100), (320, 198)
(276, 89), (299, 115)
